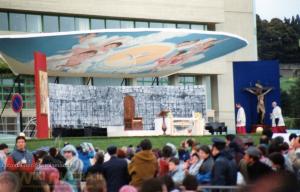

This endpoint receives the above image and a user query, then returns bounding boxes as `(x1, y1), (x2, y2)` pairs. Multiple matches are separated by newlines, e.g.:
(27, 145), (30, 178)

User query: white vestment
(271, 106), (285, 126)
(237, 107), (246, 127)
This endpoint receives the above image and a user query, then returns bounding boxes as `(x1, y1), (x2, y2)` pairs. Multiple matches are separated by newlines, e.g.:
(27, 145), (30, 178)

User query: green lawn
(26, 135), (260, 151)
(280, 77), (297, 92)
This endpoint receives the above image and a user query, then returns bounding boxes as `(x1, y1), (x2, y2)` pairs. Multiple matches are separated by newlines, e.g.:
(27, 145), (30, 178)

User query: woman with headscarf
(61, 144), (83, 191)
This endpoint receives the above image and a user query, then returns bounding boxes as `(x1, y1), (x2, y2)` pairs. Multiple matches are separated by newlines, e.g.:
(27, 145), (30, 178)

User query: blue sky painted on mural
(0, 29), (247, 77)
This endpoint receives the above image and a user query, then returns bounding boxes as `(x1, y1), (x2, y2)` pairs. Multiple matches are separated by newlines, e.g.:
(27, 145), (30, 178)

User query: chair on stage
(124, 95), (143, 130)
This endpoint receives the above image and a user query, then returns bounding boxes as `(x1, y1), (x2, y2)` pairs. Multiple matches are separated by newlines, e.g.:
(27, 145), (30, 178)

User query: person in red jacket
(6, 136), (35, 172)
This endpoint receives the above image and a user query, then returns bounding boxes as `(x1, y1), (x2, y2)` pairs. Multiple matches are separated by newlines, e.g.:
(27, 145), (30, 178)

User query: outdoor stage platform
(51, 117), (207, 137)
(52, 127), (107, 137)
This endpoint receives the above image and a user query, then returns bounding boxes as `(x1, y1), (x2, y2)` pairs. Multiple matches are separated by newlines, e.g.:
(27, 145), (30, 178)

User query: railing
(0, 116), (36, 137)
(23, 117), (36, 138)
(197, 185), (243, 192)
(0, 116), (19, 135)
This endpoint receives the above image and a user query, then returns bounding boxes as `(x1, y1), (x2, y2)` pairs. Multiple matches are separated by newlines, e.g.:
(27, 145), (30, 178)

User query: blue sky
(256, 0), (300, 21)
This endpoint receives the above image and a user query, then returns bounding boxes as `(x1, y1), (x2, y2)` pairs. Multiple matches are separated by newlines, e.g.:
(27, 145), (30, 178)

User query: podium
(154, 112), (205, 135)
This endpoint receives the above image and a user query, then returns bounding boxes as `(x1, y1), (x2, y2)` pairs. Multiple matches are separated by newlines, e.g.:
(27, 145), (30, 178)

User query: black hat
(211, 137), (226, 150)
(107, 145), (117, 155)
(211, 137), (226, 144)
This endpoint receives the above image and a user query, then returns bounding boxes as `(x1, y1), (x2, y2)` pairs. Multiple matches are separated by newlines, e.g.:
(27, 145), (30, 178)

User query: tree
(280, 90), (291, 116)
(287, 77), (300, 128)
(289, 77), (300, 117)
(257, 14), (300, 63)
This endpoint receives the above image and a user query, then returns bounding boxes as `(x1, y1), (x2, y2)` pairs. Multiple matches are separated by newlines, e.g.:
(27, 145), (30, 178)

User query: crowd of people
(0, 131), (300, 192)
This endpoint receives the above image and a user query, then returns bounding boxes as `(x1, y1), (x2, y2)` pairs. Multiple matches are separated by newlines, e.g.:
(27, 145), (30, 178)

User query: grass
(280, 77), (297, 92)
(26, 135), (261, 151)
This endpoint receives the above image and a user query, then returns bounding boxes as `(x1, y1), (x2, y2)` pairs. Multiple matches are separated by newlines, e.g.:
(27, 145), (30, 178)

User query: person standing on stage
(236, 103), (246, 134)
(271, 101), (285, 132)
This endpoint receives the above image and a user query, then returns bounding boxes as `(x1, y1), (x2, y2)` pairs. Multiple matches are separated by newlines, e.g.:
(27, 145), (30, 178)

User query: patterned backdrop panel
(49, 84), (206, 130)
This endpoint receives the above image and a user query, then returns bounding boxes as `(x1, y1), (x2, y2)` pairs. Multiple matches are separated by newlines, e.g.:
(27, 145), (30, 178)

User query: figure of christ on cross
(244, 82), (273, 125)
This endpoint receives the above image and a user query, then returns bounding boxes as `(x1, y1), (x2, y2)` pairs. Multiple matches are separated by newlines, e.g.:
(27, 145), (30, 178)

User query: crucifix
(244, 82), (273, 125)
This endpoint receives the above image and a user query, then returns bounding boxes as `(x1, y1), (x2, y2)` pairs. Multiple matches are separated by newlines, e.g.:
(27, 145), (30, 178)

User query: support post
(17, 76), (23, 132)
(34, 52), (49, 139)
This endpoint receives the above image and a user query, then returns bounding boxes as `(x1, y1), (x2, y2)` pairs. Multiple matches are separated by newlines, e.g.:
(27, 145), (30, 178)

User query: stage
(51, 116), (207, 137)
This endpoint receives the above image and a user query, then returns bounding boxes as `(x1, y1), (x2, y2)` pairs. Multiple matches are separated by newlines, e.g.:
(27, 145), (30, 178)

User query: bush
(285, 118), (300, 129)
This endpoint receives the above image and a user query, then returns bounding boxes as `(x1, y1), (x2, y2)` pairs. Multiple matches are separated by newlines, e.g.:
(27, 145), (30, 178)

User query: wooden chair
(124, 95), (143, 130)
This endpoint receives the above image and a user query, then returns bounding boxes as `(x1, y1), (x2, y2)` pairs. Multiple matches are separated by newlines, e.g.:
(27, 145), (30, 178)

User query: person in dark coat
(243, 146), (273, 183)
(211, 138), (237, 186)
(197, 145), (214, 184)
(86, 152), (104, 176)
(6, 136), (36, 173)
(102, 145), (130, 192)
(49, 147), (66, 163)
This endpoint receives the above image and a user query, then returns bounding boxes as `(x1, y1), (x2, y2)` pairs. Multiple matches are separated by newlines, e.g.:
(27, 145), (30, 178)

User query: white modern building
(0, 0), (257, 134)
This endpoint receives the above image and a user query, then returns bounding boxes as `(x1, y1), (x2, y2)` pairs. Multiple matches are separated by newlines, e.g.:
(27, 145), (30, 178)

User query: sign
(11, 93), (23, 113)
(39, 70), (49, 114)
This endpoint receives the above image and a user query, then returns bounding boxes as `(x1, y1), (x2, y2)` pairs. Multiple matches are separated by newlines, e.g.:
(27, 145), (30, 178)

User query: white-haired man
(271, 101), (285, 133)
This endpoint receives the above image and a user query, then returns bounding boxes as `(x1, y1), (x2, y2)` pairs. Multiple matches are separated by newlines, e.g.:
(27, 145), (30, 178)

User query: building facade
(0, 0), (257, 134)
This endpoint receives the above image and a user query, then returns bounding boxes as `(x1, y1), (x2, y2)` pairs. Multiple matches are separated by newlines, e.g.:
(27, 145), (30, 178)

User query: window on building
(48, 77), (58, 83)
(158, 77), (169, 85)
(149, 22), (163, 28)
(9, 13), (26, 32)
(0, 76), (35, 109)
(26, 14), (42, 32)
(43, 15), (59, 32)
(179, 76), (196, 86)
(60, 16), (75, 31)
(91, 19), (105, 29)
(121, 20), (134, 28)
(106, 19), (121, 29)
(1, 117), (17, 134)
(163, 23), (176, 28)
(23, 76), (35, 108)
(135, 21), (148, 28)
(0, 78), (13, 109)
(93, 78), (123, 86)
(59, 77), (84, 85)
(137, 77), (153, 86)
(137, 77), (169, 86)
(75, 17), (90, 31)
(0, 12), (8, 31)
(177, 23), (190, 29)
(4, 11), (209, 33)
(191, 24), (207, 30)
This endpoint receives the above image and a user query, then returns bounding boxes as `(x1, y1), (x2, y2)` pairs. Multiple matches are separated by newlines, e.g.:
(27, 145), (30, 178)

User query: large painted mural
(0, 29), (247, 77)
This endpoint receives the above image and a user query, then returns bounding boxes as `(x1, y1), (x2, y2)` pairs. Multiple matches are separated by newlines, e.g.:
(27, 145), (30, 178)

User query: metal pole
(0, 76), (18, 119)
(17, 76), (23, 132)
(151, 77), (159, 86)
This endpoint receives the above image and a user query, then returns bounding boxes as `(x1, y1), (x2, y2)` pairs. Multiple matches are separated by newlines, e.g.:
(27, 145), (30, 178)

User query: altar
(106, 112), (205, 137)
(154, 112), (205, 136)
